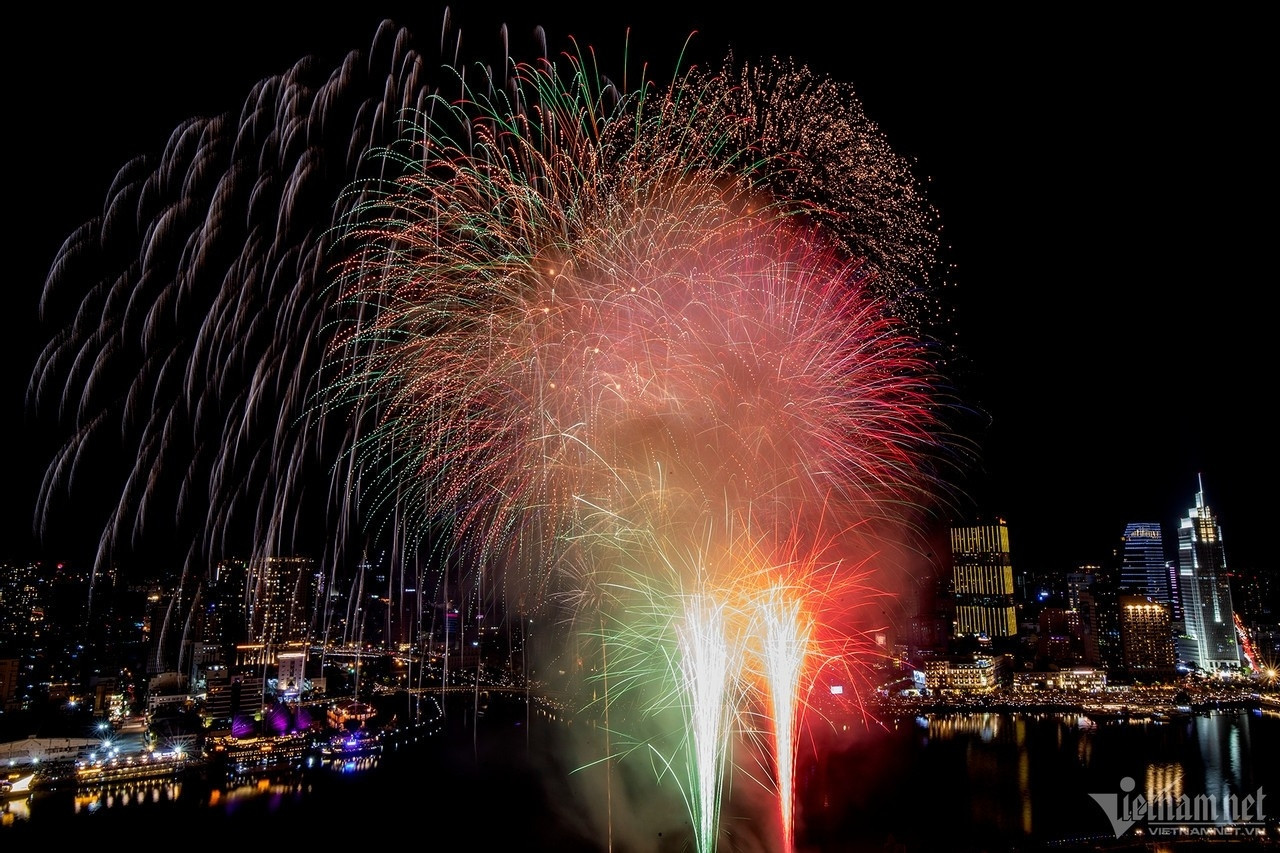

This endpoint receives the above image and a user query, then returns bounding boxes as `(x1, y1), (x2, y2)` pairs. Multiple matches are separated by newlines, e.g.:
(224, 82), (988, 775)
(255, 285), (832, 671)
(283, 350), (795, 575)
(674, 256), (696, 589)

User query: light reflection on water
(2, 747), (393, 830)
(73, 780), (185, 814)
(798, 708), (1275, 851)
(3, 709), (1275, 850)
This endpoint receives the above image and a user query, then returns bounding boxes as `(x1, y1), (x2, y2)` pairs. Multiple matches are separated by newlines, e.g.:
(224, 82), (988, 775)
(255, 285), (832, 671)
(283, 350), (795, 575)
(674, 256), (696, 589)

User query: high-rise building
(1119, 522), (1169, 604)
(1077, 574), (1123, 673)
(1119, 594), (1175, 677)
(204, 556), (320, 674)
(1177, 477), (1241, 672)
(1036, 607), (1084, 667)
(209, 557), (251, 648)
(246, 556), (319, 648)
(1066, 567), (1099, 611)
(949, 518), (1018, 639)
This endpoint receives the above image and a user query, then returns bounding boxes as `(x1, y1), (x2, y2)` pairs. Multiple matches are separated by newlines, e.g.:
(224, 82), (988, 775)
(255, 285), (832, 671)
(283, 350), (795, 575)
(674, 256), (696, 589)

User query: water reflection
(800, 710), (1276, 852)
(1195, 710), (1257, 820)
(1146, 762), (1184, 802)
(73, 780), (186, 814)
(0, 796), (31, 827)
(3, 710), (1275, 850)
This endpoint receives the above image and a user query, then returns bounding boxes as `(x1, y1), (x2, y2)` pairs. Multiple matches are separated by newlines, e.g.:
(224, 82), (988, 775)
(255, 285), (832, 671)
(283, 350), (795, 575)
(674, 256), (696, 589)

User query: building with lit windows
(207, 556), (321, 651)
(1012, 668), (1106, 692)
(1177, 477), (1241, 672)
(1119, 522), (1169, 604)
(1066, 568), (1099, 610)
(275, 651), (307, 700)
(949, 519), (1018, 639)
(1077, 575), (1123, 672)
(924, 655), (1004, 694)
(1119, 595), (1176, 677)
(1165, 560), (1183, 622)
(247, 556), (320, 647)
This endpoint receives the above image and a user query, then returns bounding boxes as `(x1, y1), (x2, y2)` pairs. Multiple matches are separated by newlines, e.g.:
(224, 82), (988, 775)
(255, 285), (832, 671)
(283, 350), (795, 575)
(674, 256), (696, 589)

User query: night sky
(7, 6), (1270, 575)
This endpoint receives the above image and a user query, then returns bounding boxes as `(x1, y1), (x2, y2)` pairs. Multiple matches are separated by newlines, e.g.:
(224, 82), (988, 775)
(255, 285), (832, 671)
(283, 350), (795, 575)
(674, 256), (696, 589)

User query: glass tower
(1177, 476), (1241, 672)
(1119, 522), (1170, 605)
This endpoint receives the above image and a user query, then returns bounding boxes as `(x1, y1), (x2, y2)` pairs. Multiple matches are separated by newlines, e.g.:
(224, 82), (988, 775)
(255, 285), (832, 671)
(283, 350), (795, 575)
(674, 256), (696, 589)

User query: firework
(567, 522), (892, 851)
(321, 47), (956, 621)
(752, 582), (812, 853)
(33, 15), (964, 851)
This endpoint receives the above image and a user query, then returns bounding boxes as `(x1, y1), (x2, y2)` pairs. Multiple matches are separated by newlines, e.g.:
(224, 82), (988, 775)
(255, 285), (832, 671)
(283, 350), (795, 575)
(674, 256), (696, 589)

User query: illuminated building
(0, 561), (42, 642)
(199, 672), (266, 732)
(1012, 668), (1106, 692)
(924, 655), (1003, 694)
(1119, 522), (1169, 605)
(0, 737), (101, 767)
(208, 557), (250, 648)
(1066, 568), (1099, 610)
(275, 651), (307, 700)
(1165, 560), (1183, 622)
(328, 698), (377, 730)
(248, 557), (319, 647)
(1077, 573), (1123, 672)
(208, 556), (321, 651)
(1118, 594), (1175, 677)
(1177, 477), (1241, 671)
(949, 518), (1018, 638)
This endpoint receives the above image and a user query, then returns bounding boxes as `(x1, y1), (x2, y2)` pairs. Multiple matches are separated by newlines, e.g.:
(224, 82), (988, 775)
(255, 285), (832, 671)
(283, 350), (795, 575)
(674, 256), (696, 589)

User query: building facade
(924, 655), (1003, 694)
(1177, 478), (1241, 672)
(950, 519), (1018, 639)
(1119, 594), (1176, 677)
(1119, 522), (1169, 604)
(1012, 668), (1106, 692)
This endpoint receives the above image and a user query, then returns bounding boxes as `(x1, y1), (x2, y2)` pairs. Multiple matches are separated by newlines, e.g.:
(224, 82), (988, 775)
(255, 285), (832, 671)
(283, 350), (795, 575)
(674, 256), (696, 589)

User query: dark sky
(7, 5), (1270, 574)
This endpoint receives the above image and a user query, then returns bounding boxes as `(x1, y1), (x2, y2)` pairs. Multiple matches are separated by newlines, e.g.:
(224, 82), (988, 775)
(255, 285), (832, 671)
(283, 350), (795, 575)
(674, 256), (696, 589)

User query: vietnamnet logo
(1089, 776), (1269, 839)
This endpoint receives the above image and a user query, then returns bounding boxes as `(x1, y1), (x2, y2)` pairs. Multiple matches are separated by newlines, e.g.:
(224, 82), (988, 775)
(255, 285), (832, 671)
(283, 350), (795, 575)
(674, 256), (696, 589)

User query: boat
(204, 731), (318, 777)
(74, 750), (206, 786)
(321, 728), (384, 760)
(2, 771), (34, 800)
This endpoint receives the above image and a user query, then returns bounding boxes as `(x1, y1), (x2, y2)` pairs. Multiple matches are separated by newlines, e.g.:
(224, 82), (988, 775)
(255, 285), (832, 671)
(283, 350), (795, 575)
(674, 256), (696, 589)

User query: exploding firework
(32, 14), (968, 852)
(567, 523), (893, 852)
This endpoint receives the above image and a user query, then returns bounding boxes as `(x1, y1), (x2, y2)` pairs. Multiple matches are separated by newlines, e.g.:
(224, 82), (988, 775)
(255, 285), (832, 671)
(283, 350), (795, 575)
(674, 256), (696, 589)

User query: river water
(3, 705), (1276, 851)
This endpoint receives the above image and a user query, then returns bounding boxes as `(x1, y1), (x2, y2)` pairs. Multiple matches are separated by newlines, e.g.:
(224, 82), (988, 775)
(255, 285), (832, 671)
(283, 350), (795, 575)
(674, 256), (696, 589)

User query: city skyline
(6, 7), (1268, 578)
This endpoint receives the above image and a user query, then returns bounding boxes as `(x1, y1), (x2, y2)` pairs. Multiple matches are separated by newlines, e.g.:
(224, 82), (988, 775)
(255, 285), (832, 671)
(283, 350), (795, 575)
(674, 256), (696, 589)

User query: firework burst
(33, 14), (968, 851)
(320, 43), (957, 615)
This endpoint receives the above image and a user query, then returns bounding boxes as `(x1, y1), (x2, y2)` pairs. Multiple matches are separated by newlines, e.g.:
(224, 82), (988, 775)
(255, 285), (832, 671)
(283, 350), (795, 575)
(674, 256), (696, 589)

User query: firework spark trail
(675, 591), (740, 853)
(31, 19), (444, 620)
(322, 50), (955, 621)
(32, 15), (958, 619)
(579, 536), (757, 853)
(33, 14), (965, 852)
(570, 519), (892, 852)
(753, 582), (812, 853)
(723, 529), (890, 852)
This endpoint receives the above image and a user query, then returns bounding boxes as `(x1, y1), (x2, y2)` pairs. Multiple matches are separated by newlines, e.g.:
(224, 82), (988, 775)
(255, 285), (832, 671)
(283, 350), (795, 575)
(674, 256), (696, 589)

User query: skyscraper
(1119, 522), (1169, 604)
(1119, 594), (1175, 678)
(210, 556), (320, 652)
(1177, 477), (1241, 672)
(1078, 575), (1123, 672)
(247, 556), (319, 647)
(949, 518), (1018, 639)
